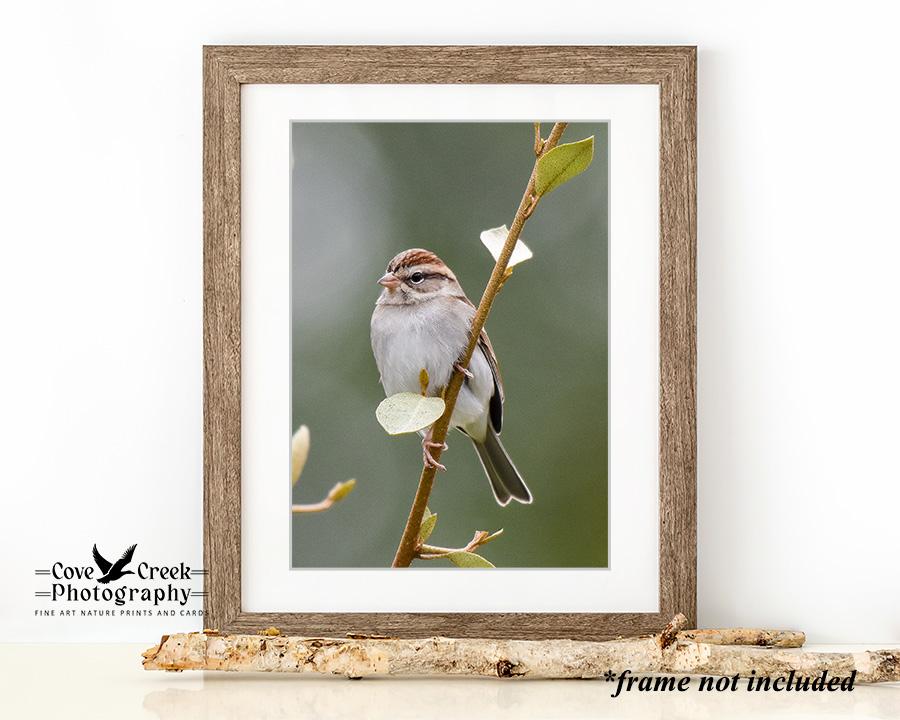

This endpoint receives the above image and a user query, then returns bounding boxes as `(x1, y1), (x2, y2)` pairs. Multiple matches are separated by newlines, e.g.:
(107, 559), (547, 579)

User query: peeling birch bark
(667, 642), (900, 683)
(677, 628), (805, 648)
(143, 632), (667, 678)
(140, 616), (900, 683)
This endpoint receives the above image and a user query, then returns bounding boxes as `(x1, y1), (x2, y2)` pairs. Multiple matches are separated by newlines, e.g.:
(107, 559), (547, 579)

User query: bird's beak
(378, 272), (401, 290)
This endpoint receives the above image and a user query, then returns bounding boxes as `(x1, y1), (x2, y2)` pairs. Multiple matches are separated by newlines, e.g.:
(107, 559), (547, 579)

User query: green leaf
(326, 479), (356, 503)
(375, 393), (446, 435)
(480, 528), (504, 545)
(446, 551), (495, 568)
(419, 508), (438, 543)
(535, 136), (594, 197)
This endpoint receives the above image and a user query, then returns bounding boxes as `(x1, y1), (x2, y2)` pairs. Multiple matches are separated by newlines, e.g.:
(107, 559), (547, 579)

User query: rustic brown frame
(204, 45), (696, 641)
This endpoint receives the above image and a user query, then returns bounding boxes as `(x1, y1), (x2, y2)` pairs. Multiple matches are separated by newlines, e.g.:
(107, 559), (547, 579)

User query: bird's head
(376, 249), (464, 305)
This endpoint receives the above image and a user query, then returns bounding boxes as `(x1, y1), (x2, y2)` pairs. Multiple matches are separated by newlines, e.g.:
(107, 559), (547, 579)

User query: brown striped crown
(385, 249), (458, 286)
(386, 248), (446, 274)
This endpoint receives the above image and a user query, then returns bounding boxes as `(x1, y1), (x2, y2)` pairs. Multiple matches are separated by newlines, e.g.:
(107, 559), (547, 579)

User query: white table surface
(2, 643), (899, 719)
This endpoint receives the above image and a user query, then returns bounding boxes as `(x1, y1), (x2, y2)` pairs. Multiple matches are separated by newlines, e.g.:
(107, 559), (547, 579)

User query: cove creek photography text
(34, 543), (205, 617)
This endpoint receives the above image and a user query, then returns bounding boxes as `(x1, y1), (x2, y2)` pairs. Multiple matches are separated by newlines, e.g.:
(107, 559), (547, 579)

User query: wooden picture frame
(204, 45), (696, 641)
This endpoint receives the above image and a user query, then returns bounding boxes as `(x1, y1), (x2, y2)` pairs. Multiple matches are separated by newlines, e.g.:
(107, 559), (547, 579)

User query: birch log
(143, 632), (673, 678)
(140, 617), (900, 682)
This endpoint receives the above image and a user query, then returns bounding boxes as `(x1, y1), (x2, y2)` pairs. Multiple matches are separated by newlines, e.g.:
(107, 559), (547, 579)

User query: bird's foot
(454, 362), (474, 380)
(422, 431), (448, 472)
(422, 445), (447, 472)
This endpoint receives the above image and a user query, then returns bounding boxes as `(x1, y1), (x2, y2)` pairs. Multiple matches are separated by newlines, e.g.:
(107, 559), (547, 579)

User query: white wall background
(1, 0), (897, 643)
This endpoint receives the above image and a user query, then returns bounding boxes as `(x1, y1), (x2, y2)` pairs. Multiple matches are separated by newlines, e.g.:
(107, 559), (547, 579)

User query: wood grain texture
(203, 47), (242, 628)
(657, 46), (698, 629)
(223, 611), (673, 643)
(203, 45), (697, 641)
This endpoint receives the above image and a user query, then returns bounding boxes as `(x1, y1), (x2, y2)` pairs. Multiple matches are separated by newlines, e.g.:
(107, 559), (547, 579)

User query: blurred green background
(291, 122), (608, 568)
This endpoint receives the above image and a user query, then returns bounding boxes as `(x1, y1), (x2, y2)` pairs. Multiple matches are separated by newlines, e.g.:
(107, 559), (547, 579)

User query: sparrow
(370, 248), (532, 506)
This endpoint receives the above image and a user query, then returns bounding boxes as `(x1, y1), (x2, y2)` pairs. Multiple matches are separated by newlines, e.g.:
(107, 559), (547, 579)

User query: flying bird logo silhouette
(92, 543), (137, 584)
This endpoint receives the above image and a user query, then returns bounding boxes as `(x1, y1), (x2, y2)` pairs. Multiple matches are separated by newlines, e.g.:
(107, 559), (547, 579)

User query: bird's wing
(454, 295), (504, 433)
(110, 543), (137, 574)
(478, 329), (504, 433)
(92, 544), (112, 575)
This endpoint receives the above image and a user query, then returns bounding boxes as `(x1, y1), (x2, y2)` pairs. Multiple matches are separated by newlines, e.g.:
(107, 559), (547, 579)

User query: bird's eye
(409, 271), (425, 284)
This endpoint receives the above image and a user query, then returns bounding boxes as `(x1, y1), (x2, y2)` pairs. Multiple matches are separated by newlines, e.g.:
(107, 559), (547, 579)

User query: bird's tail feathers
(473, 429), (532, 506)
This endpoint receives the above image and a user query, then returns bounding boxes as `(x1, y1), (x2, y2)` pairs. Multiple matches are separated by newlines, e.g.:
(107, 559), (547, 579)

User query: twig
(415, 529), (501, 560)
(291, 500), (333, 514)
(391, 122), (569, 568)
(292, 480), (356, 514)
(679, 627), (806, 649)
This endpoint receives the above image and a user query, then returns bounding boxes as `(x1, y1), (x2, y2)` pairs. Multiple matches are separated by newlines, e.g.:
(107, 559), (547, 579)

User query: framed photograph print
(204, 45), (696, 640)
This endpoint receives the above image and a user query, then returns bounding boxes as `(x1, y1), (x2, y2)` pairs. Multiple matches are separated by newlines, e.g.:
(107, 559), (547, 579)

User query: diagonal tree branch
(391, 122), (568, 568)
